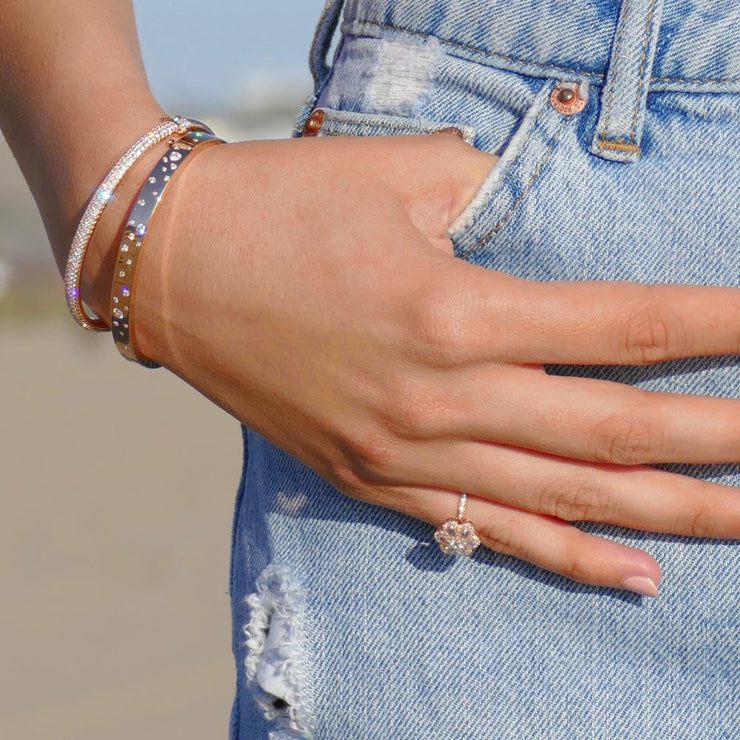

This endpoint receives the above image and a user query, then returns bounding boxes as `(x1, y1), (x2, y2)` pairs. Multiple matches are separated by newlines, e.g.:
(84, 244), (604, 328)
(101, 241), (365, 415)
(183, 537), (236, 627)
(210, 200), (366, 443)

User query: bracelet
(110, 128), (224, 368)
(64, 114), (207, 332)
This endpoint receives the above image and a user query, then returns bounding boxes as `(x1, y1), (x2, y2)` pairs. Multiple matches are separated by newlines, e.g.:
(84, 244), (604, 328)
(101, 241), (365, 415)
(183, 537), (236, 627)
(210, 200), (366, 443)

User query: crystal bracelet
(110, 128), (224, 368)
(64, 114), (206, 332)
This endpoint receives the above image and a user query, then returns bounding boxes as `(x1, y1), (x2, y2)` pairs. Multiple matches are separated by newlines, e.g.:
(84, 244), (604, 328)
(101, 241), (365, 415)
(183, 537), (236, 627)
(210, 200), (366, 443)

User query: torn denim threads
(230, 1), (740, 738)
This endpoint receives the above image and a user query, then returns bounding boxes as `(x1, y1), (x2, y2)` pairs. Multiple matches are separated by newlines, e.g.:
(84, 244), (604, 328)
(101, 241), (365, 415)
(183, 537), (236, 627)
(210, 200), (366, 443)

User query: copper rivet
(550, 83), (586, 115)
(437, 126), (464, 139)
(557, 88), (576, 104)
(303, 109), (324, 136)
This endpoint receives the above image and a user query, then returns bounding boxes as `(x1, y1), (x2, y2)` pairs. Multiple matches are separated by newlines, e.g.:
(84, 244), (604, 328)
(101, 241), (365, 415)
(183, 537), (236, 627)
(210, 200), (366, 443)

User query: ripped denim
(229, 1), (740, 738)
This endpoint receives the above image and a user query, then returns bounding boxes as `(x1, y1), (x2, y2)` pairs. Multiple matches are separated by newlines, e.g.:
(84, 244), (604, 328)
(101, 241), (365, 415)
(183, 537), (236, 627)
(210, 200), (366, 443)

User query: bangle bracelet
(110, 128), (224, 368)
(64, 114), (207, 332)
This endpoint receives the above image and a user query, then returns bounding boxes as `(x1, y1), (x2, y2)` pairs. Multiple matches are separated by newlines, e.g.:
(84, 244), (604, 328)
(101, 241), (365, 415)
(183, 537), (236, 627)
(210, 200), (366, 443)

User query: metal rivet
(550, 82), (586, 115)
(437, 126), (465, 139)
(303, 109), (325, 136)
(558, 88), (576, 104)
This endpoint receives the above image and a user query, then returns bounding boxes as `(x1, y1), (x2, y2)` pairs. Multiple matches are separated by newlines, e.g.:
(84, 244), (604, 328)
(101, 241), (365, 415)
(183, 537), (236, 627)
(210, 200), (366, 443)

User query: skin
(2, 1), (739, 598)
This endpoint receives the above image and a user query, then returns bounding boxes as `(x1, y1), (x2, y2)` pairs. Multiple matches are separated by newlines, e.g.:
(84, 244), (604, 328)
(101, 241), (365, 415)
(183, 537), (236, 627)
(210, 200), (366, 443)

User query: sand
(0, 318), (242, 739)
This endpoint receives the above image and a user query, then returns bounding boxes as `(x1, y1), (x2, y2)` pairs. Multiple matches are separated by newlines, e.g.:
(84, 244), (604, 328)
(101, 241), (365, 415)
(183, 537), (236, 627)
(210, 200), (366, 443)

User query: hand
(134, 133), (740, 596)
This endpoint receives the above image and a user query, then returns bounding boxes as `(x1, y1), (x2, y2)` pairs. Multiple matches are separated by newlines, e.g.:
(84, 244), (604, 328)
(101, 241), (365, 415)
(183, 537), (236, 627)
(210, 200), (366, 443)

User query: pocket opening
(299, 105), (477, 145)
(447, 79), (578, 258)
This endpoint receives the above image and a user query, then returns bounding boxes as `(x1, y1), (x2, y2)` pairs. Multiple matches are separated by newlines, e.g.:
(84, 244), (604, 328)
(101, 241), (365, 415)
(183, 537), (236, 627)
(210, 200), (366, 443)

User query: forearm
(0, 0), (167, 319)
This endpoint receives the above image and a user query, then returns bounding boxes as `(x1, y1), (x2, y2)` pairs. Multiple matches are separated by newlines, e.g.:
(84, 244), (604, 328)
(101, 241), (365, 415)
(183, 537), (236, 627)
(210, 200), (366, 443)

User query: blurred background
(0, 2), (325, 738)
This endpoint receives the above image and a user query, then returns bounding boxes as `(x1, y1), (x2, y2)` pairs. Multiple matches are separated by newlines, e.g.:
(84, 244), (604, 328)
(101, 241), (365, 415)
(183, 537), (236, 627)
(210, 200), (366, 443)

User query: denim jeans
(229, 2), (740, 737)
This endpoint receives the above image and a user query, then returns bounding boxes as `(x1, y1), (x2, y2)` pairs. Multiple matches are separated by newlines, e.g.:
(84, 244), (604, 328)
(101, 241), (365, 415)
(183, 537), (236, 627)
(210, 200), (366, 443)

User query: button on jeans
(229, 2), (740, 737)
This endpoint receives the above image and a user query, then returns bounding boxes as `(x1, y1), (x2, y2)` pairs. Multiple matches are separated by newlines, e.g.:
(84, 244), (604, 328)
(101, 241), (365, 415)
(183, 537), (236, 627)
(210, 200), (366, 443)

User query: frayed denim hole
(243, 565), (314, 739)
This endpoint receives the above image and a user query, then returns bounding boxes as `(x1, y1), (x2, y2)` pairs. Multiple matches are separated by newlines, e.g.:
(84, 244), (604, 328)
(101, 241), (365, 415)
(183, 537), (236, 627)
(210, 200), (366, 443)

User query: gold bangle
(110, 128), (224, 368)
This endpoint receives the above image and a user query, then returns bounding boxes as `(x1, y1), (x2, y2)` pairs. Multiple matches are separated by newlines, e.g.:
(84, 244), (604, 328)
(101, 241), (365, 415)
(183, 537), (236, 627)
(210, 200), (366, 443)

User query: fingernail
(620, 575), (659, 597)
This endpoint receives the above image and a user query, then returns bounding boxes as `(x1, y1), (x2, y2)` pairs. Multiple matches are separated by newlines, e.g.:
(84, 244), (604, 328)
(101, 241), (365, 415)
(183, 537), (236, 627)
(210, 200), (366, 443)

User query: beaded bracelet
(110, 128), (224, 368)
(64, 115), (206, 332)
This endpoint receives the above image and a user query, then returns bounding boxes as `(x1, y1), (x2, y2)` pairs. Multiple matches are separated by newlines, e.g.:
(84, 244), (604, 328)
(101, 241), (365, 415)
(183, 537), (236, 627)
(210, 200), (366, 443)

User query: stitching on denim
(349, 19), (606, 79)
(652, 74), (740, 84)
(310, 0), (347, 88)
(596, 138), (641, 152)
(320, 117), (458, 132)
(449, 82), (551, 240)
(346, 18), (740, 85)
(629, 0), (658, 143)
(599, 0), (631, 143)
(460, 117), (569, 258)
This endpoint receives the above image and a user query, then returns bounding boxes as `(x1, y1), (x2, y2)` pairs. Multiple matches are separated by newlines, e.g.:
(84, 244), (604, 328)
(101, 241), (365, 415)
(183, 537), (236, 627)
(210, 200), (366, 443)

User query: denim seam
(316, 117), (470, 136)
(462, 116), (569, 257)
(446, 79), (552, 243)
(228, 425), (252, 740)
(652, 74), (740, 84)
(296, 34), (349, 138)
(344, 18), (740, 86)
(346, 19), (605, 79)
(321, 118), (444, 131)
(229, 425), (251, 597)
(455, 99), (568, 259)
(594, 0), (658, 156)
(598, 0), (630, 145)
(310, 0), (348, 90)
(629, 0), (658, 143)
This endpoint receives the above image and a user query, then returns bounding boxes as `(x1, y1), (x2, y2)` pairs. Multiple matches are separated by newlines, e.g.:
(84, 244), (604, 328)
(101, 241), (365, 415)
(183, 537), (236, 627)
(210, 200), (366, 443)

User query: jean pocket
(297, 31), (583, 262)
(447, 78), (577, 261)
(298, 105), (477, 144)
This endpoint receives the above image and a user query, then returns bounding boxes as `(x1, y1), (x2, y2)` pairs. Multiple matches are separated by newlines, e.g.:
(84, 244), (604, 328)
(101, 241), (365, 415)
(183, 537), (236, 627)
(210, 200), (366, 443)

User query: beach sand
(0, 317), (242, 739)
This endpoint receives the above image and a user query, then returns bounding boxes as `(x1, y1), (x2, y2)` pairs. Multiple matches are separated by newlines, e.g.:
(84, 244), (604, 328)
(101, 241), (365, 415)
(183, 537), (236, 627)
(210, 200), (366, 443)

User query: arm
(3, 2), (740, 594)
(0, 0), (166, 321)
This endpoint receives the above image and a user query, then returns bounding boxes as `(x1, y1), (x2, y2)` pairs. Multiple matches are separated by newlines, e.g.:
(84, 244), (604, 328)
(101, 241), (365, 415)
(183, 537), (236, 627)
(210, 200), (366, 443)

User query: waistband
(308, 0), (740, 163)
(339, 0), (740, 93)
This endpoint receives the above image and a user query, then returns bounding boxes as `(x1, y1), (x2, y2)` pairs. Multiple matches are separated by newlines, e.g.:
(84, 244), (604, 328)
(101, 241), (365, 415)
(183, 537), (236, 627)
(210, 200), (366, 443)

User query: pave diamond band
(64, 115), (202, 332)
(433, 493), (482, 556)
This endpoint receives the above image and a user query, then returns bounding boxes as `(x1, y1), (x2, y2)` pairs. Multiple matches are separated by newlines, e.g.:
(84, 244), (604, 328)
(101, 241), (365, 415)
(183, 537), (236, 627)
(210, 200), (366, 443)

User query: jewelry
(433, 493), (481, 556)
(64, 115), (205, 331)
(110, 127), (224, 368)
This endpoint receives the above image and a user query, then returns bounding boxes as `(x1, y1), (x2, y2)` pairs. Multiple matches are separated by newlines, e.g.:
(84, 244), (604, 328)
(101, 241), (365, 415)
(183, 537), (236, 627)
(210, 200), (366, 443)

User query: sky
(133, 0), (327, 110)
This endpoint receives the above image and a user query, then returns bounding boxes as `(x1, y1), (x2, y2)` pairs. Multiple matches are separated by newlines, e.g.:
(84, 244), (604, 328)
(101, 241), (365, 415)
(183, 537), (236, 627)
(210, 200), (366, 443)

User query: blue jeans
(230, 2), (740, 737)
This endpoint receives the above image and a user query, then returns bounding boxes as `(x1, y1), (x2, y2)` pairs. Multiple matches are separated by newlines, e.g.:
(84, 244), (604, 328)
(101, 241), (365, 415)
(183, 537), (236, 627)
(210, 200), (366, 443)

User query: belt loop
(309, 0), (347, 93)
(590, 0), (665, 163)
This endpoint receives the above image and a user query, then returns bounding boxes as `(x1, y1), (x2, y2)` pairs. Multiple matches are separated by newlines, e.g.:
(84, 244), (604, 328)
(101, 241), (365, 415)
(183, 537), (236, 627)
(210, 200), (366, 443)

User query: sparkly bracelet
(64, 114), (207, 332)
(110, 128), (224, 369)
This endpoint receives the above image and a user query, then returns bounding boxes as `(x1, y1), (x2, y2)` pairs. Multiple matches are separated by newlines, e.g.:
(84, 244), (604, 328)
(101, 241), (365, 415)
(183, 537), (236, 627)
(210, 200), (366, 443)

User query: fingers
(385, 484), (661, 595)
(378, 438), (740, 539)
(440, 363), (740, 464)
(440, 264), (740, 365)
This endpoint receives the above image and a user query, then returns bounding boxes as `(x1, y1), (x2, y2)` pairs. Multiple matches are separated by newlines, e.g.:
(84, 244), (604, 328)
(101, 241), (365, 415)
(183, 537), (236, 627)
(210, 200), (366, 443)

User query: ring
(433, 493), (481, 556)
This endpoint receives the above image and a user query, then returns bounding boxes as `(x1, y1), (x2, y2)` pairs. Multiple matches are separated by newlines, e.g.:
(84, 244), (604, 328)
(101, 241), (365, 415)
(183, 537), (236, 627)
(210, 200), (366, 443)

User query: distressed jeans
(229, 1), (740, 738)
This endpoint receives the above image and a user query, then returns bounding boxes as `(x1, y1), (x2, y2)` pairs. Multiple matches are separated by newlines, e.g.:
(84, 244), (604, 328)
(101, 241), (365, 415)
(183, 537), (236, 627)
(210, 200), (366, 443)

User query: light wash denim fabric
(229, 2), (740, 738)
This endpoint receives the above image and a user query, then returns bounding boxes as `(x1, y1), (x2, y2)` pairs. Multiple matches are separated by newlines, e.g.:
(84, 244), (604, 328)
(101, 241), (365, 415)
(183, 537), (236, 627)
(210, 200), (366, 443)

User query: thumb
(439, 132), (499, 231)
(409, 131), (498, 253)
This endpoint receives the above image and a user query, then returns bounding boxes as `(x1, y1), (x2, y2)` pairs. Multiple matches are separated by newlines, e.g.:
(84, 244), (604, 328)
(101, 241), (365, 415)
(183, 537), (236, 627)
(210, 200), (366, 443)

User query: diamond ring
(433, 493), (481, 556)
